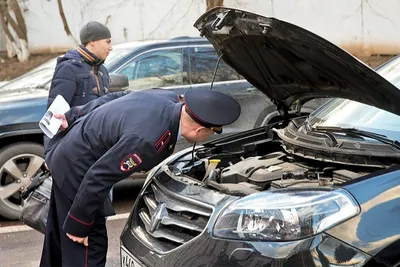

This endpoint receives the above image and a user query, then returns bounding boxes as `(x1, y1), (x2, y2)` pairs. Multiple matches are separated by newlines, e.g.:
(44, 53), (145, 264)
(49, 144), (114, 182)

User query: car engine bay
(167, 125), (387, 196)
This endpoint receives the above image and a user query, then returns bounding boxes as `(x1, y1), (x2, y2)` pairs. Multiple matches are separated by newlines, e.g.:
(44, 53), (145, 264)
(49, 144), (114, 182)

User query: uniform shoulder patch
(120, 153), (142, 172)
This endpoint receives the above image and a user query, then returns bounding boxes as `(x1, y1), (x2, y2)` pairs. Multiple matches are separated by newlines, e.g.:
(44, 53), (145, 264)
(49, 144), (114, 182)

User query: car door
(115, 46), (190, 92)
(188, 45), (273, 139)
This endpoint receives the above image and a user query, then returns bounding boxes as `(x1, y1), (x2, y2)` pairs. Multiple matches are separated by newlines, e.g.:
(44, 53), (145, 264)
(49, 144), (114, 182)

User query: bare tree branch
(57, 0), (77, 44)
(8, 0), (26, 40)
(57, 0), (71, 36)
(1, 0), (25, 40)
(206, 0), (224, 11)
(0, 1), (15, 43)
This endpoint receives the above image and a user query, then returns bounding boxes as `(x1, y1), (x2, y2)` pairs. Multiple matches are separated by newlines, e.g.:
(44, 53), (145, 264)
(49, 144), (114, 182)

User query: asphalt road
(0, 216), (127, 267)
(0, 178), (144, 267)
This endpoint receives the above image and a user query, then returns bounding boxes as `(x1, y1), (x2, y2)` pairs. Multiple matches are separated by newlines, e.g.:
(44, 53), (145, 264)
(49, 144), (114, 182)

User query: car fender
(326, 166), (400, 266)
(0, 123), (43, 148)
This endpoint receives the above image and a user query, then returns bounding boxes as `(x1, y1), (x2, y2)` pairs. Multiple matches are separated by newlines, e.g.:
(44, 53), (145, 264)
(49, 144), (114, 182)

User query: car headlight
(213, 188), (359, 241)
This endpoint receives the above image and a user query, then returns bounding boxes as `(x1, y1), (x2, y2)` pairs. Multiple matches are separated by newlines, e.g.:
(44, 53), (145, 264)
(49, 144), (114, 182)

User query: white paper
(39, 95), (70, 138)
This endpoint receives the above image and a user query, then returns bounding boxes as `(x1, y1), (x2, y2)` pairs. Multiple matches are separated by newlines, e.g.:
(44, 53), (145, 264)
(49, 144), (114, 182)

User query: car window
(189, 46), (243, 84)
(117, 48), (188, 90)
(104, 48), (132, 69)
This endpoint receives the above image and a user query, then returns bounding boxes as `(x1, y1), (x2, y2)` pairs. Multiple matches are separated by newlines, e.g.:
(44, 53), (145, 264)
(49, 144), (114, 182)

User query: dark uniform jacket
(45, 90), (182, 237)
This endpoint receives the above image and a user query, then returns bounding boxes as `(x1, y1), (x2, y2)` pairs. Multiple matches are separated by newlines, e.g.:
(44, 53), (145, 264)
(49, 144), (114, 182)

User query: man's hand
(54, 114), (69, 130)
(66, 233), (88, 246)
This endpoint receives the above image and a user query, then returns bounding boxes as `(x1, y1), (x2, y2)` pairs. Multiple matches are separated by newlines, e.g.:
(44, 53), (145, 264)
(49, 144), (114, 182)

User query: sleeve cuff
(65, 107), (81, 127)
(62, 212), (94, 237)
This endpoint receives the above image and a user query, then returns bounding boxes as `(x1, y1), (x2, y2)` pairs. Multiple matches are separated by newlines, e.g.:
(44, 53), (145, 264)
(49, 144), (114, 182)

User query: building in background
(1, 0), (400, 57)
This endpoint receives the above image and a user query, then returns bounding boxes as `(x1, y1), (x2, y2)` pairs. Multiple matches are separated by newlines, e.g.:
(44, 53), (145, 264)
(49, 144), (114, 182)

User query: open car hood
(194, 7), (400, 115)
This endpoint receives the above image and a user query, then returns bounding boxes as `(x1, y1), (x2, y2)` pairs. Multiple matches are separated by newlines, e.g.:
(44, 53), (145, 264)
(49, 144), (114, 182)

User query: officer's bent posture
(39, 89), (241, 267)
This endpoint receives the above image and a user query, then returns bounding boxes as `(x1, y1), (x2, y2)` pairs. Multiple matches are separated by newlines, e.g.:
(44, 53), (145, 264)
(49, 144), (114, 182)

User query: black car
(0, 36), (319, 220)
(120, 8), (400, 267)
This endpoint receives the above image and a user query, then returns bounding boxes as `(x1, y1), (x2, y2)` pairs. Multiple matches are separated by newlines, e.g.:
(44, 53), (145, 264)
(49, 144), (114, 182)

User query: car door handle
(246, 87), (256, 92)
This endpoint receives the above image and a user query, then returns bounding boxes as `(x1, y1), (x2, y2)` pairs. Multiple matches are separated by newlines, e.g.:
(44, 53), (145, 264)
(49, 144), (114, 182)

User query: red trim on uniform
(67, 212), (94, 226)
(185, 104), (209, 125)
(157, 135), (170, 153)
(155, 130), (170, 146)
(85, 246), (89, 267)
(155, 130), (171, 153)
(77, 107), (82, 116)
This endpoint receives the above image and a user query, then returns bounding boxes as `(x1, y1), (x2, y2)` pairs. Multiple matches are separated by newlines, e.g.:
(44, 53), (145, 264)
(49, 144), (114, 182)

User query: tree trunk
(206, 0), (224, 11)
(5, 35), (16, 58)
(0, 0), (29, 62)
(57, 0), (78, 45)
(18, 38), (29, 61)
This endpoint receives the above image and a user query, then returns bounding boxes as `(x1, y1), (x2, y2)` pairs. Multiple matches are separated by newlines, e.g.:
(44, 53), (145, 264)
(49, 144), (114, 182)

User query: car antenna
(209, 53), (223, 90)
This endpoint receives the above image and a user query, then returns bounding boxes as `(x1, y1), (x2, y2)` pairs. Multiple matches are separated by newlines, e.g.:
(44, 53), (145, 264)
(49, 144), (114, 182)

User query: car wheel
(0, 142), (45, 220)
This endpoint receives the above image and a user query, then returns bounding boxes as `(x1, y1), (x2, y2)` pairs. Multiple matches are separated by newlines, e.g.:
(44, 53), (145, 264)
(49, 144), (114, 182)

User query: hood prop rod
(209, 53), (223, 90)
(187, 53), (223, 167)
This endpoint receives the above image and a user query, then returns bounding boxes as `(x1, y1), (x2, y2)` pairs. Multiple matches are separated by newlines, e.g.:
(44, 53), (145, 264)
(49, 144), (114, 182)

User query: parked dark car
(120, 7), (400, 267)
(0, 36), (319, 220)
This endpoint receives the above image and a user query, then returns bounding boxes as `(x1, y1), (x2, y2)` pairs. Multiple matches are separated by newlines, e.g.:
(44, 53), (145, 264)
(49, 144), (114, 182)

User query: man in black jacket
(39, 89), (241, 267)
(44, 21), (112, 155)
(47, 21), (112, 108)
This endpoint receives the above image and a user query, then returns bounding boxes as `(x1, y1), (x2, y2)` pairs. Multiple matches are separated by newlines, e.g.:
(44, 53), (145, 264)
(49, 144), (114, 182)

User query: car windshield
(309, 56), (400, 141)
(0, 57), (58, 90)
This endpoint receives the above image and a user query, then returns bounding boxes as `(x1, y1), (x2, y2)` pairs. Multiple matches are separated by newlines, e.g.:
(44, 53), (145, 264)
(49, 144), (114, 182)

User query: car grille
(133, 181), (213, 252)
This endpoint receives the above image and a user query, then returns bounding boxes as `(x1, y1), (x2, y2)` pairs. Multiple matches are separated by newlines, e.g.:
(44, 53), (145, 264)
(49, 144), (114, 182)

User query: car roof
(112, 36), (209, 50)
(0, 36), (211, 91)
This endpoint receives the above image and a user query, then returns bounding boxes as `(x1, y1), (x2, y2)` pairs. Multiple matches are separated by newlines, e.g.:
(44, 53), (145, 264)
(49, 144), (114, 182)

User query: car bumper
(121, 228), (372, 267)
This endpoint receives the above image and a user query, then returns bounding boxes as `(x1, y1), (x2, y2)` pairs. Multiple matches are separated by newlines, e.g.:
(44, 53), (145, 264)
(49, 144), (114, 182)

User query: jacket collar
(77, 45), (103, 66)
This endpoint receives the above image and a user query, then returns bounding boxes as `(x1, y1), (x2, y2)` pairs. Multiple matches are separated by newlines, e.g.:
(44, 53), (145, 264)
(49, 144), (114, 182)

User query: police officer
(39, 89), (241, 267)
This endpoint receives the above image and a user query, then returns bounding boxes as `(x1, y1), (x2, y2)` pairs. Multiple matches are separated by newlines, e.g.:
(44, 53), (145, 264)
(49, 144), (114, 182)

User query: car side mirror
(109, 74), (129, 92)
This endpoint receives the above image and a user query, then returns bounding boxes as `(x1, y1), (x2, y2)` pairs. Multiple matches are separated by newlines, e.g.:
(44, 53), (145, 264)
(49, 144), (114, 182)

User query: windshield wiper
(314, 126), (400, 150)
(304, 120), (339, 146)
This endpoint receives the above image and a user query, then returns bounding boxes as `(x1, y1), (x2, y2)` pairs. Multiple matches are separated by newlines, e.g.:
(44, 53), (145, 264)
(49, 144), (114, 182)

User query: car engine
(168, 127), (381, 196)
